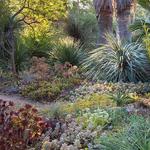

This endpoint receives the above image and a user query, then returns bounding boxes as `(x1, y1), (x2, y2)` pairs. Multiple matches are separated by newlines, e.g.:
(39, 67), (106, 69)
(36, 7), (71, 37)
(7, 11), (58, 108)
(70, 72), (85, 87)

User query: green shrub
(24, 33), (54, 58)
(108, 108), (129, 127)
(82, 34), (150, 82)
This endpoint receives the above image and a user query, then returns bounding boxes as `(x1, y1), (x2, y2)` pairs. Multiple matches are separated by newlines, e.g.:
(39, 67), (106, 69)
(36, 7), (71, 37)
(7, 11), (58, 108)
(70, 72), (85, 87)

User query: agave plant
(82, 34), (150, 82)
(49, 37), (85, 66)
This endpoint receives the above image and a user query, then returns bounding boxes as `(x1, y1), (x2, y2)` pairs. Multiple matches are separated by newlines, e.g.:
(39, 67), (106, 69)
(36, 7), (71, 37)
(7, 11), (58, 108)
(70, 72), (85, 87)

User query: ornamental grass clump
(100, 116), (150, 150)
(50, 37), (85, 66)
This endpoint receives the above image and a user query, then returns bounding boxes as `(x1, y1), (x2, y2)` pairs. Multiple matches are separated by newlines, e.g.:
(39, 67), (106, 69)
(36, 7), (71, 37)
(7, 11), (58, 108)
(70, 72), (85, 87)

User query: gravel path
(0, 93), (51, 110)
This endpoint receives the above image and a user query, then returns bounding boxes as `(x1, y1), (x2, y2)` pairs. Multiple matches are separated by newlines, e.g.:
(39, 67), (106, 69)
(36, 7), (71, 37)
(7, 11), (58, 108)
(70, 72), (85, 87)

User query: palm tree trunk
(97, 12), (113, 45)
(116, 0), (135, 42)
(93, 0), (114, 45)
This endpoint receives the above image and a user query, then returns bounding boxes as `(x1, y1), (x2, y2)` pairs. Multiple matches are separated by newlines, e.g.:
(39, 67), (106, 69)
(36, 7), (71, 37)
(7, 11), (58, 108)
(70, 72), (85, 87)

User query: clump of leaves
(109, 91), (134, 106)
(77, 108), (110, 129)
(0, 100), (48, 150)
(50, 37), (85, 66)
(108, 107), (129, 127)
(100, 116), (150, 150)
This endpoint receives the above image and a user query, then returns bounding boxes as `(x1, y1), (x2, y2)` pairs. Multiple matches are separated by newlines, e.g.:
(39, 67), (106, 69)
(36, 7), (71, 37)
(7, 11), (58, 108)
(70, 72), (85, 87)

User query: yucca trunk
(116, 0), (135, 42)
(93, 0), (114, 45)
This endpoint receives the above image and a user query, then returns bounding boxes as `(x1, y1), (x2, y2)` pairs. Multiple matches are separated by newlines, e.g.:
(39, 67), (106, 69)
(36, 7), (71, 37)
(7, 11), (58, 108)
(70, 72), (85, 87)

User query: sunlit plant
(82, 34), (150, 82)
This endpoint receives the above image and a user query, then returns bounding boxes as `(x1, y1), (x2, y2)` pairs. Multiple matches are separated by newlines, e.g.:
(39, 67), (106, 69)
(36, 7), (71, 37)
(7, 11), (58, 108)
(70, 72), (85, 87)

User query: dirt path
(0, 93), (51, 110)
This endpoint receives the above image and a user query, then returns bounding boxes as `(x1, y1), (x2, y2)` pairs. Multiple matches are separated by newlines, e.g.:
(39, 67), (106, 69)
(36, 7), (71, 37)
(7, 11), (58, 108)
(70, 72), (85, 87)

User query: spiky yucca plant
(82, 34), (150, 82)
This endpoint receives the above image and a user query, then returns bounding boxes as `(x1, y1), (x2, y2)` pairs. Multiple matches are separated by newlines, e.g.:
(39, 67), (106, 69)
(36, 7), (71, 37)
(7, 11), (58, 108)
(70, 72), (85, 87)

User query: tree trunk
(11, 51), (17, 75)
(116, 1), (135, 42)
(7, 23), (17, 76)
(93, 0), (114, 46)
(97, 11), (113, 45)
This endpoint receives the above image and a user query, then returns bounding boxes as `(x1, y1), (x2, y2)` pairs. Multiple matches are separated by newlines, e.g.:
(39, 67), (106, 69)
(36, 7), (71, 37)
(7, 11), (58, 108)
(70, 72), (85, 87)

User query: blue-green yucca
(82, 34), (150, 82)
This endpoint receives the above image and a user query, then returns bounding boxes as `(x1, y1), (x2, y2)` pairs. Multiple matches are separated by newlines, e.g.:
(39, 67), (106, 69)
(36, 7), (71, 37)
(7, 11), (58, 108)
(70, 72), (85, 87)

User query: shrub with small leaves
(20, 62), (82, 101)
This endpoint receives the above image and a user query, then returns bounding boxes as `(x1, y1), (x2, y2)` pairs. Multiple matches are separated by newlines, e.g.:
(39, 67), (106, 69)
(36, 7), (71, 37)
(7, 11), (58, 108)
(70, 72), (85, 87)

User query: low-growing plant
(107, 108), (129, 127)
(0, 100), (48, 150)
(41, 116), (99, 150)
(77, 108), (110, 129)
(21, 61), (82, 101)
(41, 102), (66, 118)
(63, 94), (116, 113)
(21, 77), (81, 101)
(109, 91), (134, 106)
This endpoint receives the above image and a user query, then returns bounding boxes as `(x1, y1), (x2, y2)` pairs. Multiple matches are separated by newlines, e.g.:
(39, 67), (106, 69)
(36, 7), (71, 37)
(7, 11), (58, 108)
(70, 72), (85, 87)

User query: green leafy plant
(82, 34), (150, 82)
(109, 91), (134, 106)
(129, 20), (150, 41)
(77, 108), (110, 129)
(144, 27), (150, 59)
(108, 108), (129, 127)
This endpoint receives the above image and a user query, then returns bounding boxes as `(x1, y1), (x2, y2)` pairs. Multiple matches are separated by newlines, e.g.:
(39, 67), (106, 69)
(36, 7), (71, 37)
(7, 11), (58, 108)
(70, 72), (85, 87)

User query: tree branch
(11, 0), (27, 20)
